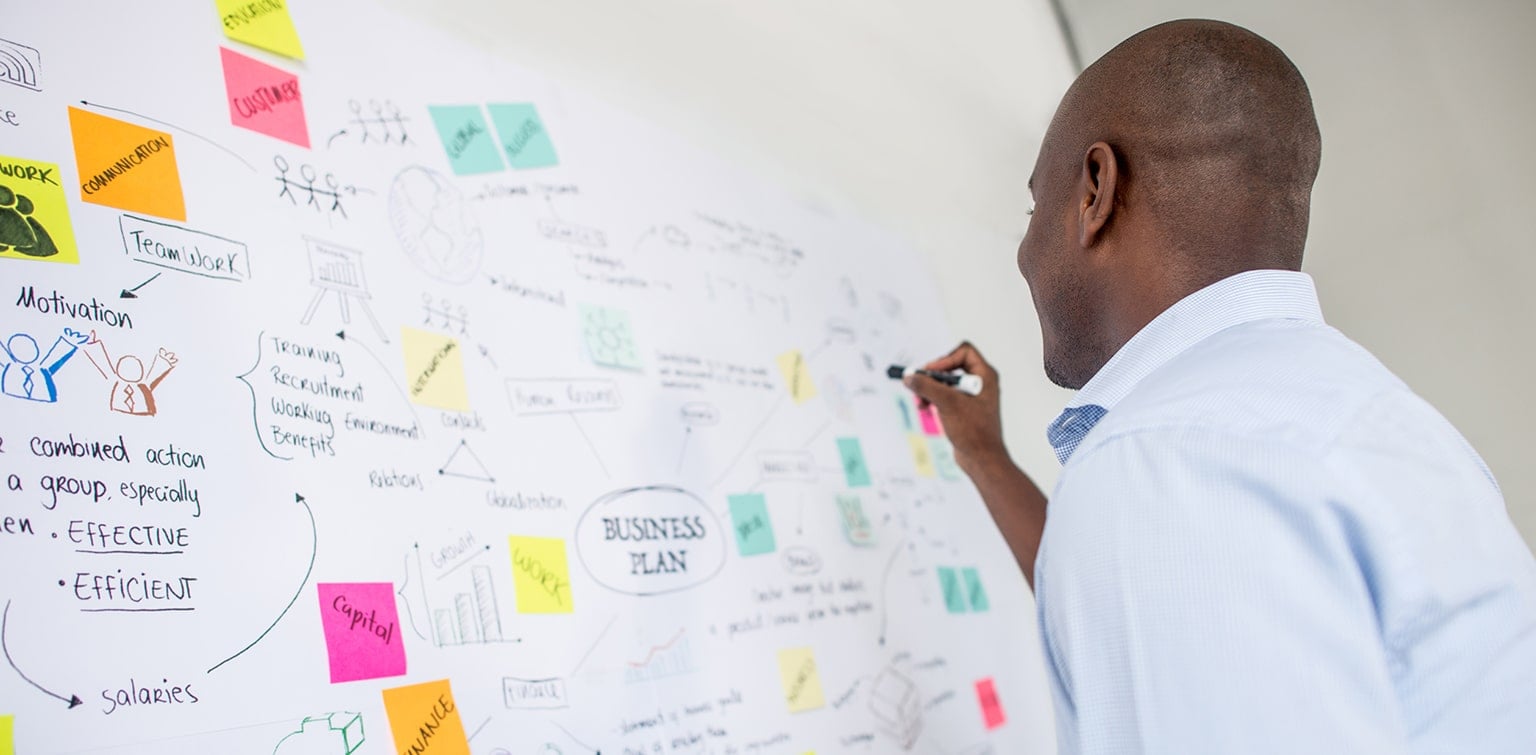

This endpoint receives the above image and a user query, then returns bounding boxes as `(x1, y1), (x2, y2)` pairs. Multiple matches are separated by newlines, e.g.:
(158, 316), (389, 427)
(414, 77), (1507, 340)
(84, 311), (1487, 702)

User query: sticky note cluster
(429, 103), (559, 175)
(938, 566), (989, 613)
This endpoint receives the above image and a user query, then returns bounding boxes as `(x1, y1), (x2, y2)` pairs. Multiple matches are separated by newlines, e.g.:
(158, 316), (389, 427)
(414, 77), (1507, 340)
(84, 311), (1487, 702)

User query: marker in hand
(887, 364), (984, 396)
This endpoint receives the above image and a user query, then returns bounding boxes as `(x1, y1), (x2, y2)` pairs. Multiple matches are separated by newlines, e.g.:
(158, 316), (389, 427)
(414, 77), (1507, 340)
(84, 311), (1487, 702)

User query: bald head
(1059, 20), (1320, 271)
(1018, 20), (1322, 387)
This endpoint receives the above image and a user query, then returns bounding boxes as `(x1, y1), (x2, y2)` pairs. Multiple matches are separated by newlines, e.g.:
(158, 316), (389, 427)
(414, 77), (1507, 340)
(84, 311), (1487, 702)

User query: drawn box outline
(118, 214), (251, 282)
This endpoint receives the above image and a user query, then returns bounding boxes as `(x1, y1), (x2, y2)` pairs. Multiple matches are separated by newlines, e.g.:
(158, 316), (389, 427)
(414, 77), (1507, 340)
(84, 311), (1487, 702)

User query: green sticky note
(729, 493), (776, 556)
(580, 305), (642, 370)
(836, 437), (871, 488)
(487, 103), (559, 169)
(932, 438), (963, 481)
(836, 493), (875, 546)
(0, 713), (12, 755)
(429, 105), (505, 175)
(938, 567), (967, 613)
(962, 567), (989, 612)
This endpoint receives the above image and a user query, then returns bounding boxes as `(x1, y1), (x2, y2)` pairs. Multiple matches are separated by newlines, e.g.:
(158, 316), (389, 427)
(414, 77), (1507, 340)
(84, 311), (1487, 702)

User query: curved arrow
(2, 600), (83, 708)
(207, 493), (316, 673)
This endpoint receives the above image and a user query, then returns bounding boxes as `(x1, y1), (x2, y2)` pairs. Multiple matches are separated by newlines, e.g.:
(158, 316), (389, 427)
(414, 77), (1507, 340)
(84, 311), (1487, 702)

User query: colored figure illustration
(0, 183), (61, 258)
(0, 328), (88, 402)
(80, 332), (178, 416)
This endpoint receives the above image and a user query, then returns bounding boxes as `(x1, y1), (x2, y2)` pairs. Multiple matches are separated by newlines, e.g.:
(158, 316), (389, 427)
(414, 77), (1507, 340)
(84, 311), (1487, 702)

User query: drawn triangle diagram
(438, 439), (495, 483)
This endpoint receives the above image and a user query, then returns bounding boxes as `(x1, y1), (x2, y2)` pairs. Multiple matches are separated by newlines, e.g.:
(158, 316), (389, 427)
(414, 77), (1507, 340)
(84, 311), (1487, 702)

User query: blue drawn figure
(0, 328), (88, 402)
(81, 332), (178, 416)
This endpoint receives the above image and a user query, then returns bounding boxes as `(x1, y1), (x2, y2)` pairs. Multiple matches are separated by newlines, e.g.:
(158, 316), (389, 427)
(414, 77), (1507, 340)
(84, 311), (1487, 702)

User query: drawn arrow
(337, 329), (421, 430)
(78, 99), (256, 172)
(2, 601), (83, 708)
(876, 538), (910, 647)
(119, 271), (162, 299)
(326, 128), (349, 149)
(395, 553), (429, 641)
(675, 426), (692, 474)
(207, 493), (316, 673)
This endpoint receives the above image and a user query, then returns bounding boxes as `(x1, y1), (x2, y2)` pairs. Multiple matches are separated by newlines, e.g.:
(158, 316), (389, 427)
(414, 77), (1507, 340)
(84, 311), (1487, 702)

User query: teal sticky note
(962, 567), (989, 612)
(836, 437), (871, 488)
(580, 305), (642, 370)
(836, 493), (875, 546)
(938, 567), (967, 613)
(487, 103), (559, 169)
(729, 493), (776, 556)
(429, 104), (505, 175)
(932, 438), (963, 481)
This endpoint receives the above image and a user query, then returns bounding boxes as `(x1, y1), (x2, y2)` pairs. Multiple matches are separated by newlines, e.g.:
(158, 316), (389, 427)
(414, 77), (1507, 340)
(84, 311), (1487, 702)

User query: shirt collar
(1067, 269), (1325, 412)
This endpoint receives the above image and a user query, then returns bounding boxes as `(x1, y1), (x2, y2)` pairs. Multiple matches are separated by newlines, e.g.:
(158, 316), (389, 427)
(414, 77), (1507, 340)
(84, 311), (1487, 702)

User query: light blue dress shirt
(1035, 269), (1536, 754)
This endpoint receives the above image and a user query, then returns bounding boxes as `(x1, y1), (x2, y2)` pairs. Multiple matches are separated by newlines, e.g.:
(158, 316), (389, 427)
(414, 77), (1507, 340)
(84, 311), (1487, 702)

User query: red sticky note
(317, 582), (407, 683)
(975, 677), (1005, 730)
(918, 401), (943, 436)
(219, 47), (309, 147)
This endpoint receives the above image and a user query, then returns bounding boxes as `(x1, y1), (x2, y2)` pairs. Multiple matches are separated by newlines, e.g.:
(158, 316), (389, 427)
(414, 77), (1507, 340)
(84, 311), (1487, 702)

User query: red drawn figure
(81, 331), (178, 416)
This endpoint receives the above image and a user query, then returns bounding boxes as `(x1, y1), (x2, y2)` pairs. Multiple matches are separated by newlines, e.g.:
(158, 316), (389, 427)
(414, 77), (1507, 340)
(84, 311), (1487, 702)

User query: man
(906, 19), (1536, 754)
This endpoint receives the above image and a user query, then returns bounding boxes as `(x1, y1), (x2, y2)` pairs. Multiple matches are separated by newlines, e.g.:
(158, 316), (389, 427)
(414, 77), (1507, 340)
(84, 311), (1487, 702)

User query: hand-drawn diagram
(3, 3), (1042, 751)
(1, 329), (86, 402)
(388, 165), (484, 283)
(274, 157), (362, 220)
(0, 38), (41, 91)
(81, 333), (178, 416)
(299, 237), (389, 342)
(272, 712), (365, 755)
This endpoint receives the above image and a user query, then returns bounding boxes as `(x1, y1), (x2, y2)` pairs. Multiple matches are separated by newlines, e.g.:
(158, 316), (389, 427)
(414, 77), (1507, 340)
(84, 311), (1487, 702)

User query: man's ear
(1078, 141), (1120, 248)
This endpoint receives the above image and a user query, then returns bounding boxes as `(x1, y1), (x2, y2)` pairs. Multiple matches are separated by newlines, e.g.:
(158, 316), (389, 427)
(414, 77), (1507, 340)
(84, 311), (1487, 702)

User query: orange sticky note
(67, 107), (186, 221)
(382, 679), (469, 755)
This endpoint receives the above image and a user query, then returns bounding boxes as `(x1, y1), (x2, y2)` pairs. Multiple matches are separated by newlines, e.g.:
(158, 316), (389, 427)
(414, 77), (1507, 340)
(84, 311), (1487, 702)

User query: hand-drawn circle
(388, 165), (484, 284)
(574, 485), (726, 597)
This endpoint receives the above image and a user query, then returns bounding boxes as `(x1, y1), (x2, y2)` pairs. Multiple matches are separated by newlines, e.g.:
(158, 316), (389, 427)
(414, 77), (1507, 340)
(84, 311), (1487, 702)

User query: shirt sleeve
(1040, 425), (1410, 754)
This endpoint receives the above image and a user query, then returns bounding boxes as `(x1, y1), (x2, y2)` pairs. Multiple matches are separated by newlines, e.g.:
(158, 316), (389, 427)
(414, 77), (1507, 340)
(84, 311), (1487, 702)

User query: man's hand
(906, 341), (1050, 588)
(904, 342), (1006, 474)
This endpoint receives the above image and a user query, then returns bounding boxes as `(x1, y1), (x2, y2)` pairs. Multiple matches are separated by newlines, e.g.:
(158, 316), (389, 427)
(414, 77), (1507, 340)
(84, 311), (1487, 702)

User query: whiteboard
(0, 1), (1053, 752)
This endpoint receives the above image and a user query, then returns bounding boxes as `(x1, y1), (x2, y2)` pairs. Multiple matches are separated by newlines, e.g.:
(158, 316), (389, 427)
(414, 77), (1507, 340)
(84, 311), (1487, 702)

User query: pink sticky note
(918, 400), (943, 436)
(975, 677), (1005, 730)
(318, 583), (407, 683)
(220, 47), (309, 147)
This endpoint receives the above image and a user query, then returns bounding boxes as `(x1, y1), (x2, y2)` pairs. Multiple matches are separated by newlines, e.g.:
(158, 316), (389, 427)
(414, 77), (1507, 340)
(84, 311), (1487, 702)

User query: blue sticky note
(938, 567), (966, 614)
(729, 493), (776, 556)
(836, 437), (871, 488)
(428, 105), (505, 175)
(962, 567), (989, 612)
(487, 103), (559, 169)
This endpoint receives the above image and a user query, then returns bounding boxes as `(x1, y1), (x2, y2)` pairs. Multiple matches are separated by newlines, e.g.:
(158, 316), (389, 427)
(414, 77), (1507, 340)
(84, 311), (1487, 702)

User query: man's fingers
(922, 342), (996, 381)
(905, 373), (957, 411)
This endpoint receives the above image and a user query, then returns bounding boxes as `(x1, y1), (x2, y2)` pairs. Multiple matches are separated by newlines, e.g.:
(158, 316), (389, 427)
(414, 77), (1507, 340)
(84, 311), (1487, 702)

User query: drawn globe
(387, 166), (484, 284)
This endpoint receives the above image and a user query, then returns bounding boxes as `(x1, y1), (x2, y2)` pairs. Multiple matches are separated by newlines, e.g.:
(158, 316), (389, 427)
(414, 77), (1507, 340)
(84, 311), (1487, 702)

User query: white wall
(377, 1), (1081, 515)
(1058, 0), (1536, 546)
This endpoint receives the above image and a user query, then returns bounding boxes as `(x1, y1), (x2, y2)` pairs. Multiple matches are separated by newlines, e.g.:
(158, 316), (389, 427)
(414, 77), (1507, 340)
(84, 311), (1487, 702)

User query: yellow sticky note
(0, 155), (79, 265)
(402, 327), (470, 411)
(67, 107), (186, 222)
(777, 646), (825, 713)
(215, 0), (305, 60)
(776, 349), (816, 405)
(509, 535), (574, 613)
(0, 713), (13, 755)
(909, 433), (936, 477)
(382, 679), (469, 755)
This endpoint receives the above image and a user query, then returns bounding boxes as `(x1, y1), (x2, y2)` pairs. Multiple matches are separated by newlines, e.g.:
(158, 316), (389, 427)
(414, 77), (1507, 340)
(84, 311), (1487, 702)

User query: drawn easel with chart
(299, 236), (390, 342)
